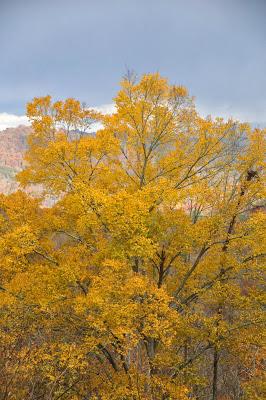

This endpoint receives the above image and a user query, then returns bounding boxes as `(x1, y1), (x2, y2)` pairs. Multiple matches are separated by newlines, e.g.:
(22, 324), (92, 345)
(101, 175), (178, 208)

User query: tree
(0, 73), (265, 399)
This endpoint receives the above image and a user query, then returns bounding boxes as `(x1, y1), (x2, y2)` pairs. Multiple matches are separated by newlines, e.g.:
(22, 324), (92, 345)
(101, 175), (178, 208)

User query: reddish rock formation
(0, 125), (31, 194)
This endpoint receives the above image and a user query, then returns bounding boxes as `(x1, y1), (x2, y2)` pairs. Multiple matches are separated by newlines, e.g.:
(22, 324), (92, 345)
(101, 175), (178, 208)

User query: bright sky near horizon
(0, 0), (265, 129)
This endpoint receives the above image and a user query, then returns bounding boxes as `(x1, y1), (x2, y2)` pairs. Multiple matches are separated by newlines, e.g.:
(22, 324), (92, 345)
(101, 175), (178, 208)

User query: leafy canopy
(0, 73), (265, 400)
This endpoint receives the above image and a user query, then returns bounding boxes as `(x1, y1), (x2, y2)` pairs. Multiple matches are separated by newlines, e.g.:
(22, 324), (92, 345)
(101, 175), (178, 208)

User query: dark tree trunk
(212, 347), (219, 400)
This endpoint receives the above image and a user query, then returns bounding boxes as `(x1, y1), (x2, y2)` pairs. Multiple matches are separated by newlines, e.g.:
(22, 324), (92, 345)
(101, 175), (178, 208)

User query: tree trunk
(212, 347), (219, 400)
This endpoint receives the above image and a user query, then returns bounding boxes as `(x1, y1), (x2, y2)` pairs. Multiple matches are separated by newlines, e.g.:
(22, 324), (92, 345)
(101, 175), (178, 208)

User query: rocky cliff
(0, 125), (30, 193)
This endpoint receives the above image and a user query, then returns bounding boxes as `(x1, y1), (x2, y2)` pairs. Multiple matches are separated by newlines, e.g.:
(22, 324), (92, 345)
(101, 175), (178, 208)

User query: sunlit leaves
(0, 73), (265, 399)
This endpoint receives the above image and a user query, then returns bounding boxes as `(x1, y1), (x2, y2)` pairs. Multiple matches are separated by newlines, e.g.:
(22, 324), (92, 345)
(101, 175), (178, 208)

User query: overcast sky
(0, 0), (265, 128)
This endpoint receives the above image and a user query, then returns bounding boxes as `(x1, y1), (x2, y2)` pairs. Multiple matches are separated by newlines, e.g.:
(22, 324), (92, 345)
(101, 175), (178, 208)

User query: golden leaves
(0, 73), (265, 399)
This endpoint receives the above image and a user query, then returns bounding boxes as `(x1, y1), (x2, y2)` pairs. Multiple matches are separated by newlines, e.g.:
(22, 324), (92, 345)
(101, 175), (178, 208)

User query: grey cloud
(0, 0), (265, 123)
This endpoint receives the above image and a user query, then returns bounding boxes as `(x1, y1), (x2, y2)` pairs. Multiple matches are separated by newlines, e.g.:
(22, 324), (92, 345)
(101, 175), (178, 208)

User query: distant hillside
(0, 125), (30, 193)
(0, 125), (93, 197)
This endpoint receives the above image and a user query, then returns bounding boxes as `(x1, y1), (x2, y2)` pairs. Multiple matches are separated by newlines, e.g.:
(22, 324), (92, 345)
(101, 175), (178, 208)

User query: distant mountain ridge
(0, 125), (94, 195)
(0, 121), (264, 195)
(0, 125), (30, 193)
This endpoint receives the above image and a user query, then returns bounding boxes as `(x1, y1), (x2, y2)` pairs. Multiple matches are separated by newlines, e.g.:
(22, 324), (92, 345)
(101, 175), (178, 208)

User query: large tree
(0, 73), (265, 399)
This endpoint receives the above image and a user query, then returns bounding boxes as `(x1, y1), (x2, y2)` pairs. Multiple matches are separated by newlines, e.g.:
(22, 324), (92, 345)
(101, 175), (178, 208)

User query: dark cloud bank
(0, 0), (265, 124)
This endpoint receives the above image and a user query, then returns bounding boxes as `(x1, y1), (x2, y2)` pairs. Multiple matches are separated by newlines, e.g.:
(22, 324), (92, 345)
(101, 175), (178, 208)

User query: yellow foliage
(0, 73), (265, 399)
